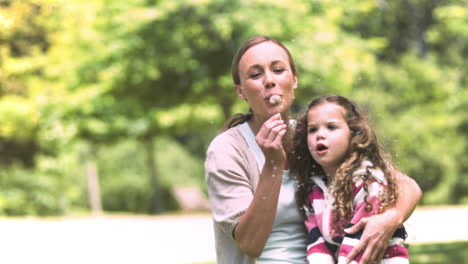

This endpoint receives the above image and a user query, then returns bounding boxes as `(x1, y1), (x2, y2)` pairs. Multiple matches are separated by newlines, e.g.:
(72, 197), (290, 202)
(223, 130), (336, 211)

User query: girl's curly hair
(289, 95), (398, 232)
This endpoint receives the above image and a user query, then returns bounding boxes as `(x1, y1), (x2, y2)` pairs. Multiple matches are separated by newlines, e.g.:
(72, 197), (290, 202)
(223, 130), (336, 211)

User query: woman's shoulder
(205, 124), (258, 183)
(207, 125), (245, 153)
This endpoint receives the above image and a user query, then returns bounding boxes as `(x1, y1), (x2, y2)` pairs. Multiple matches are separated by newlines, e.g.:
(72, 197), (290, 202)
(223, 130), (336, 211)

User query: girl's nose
(316, 128), (326, 139)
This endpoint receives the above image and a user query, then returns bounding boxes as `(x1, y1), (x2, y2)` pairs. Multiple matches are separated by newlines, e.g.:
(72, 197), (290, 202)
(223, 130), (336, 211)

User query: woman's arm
(234, 161), (283, 257)
(235, 113), (288, 258)
(344, 172), (421, 264)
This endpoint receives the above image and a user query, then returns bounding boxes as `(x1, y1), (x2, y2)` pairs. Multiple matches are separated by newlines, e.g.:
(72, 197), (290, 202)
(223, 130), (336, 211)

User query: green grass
(409, 241), (468, 264)
(187, 241), (468, 264)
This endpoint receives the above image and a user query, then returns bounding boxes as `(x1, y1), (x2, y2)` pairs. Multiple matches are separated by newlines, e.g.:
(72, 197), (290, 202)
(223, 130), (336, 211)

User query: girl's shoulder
(307, 185), (325, 199)
(307, 177), (327, 200)
(352, 159), (387, 185)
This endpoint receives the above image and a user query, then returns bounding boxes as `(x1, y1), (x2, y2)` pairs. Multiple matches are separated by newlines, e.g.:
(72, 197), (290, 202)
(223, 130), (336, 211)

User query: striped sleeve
(305, 187), (335, 264)
(337, 179), (409, 264)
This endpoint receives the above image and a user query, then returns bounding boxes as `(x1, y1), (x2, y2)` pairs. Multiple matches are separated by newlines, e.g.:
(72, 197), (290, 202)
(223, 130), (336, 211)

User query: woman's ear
(235, 85), (246, 100)
(293, 75), (298, 90)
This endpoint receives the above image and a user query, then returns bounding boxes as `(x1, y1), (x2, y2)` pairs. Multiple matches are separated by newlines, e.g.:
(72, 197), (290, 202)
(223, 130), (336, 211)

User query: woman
(205, 36), (421, 264)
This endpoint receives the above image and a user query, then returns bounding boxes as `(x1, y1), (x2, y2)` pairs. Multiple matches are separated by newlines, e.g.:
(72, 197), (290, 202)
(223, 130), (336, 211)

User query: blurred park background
(0, 0), (467, 263)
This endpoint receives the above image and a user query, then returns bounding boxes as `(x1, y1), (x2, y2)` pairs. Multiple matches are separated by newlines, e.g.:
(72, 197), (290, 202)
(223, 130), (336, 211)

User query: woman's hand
(344, 171), (420, 264)
(256, 113), (287, 166)
(235, 113), (288, 257)
(344, 209), (401, 264)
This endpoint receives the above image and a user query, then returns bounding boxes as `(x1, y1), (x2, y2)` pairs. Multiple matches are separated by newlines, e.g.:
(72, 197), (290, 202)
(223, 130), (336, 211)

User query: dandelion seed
(269, 95), (282, 105)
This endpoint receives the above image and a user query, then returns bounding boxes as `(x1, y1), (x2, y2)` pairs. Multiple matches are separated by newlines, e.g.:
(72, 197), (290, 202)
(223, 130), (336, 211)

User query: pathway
(0, 206), (466, 264)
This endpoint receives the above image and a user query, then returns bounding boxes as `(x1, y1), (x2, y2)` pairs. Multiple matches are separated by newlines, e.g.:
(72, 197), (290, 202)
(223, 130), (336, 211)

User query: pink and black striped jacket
(304, 160), (409, 264)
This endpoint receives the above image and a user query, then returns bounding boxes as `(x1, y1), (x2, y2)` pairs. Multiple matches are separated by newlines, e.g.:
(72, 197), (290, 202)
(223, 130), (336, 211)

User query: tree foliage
(0, 0), (466, 215)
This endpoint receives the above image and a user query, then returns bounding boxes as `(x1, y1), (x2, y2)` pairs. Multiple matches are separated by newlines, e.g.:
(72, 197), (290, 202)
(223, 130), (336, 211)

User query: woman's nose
(264, 71), (276, 89)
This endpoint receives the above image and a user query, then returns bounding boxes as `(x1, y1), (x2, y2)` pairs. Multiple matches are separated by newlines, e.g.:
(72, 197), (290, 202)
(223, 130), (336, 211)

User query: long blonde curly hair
(290, 95), (398, 232)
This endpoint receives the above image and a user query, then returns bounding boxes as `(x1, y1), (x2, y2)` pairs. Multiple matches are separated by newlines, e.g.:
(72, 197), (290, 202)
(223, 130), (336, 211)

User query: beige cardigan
(205, 123), (261, 264)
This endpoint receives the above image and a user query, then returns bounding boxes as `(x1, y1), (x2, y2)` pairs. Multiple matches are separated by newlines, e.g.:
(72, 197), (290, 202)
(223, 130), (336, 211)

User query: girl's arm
(344, 172), (421, 264)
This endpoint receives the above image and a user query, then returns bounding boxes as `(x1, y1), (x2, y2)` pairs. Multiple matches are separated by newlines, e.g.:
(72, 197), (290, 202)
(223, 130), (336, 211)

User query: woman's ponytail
(219, 109), (253, 133)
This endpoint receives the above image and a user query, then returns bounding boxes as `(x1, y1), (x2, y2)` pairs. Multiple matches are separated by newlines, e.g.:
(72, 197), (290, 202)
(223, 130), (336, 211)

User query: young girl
(290, 95), (409, 264)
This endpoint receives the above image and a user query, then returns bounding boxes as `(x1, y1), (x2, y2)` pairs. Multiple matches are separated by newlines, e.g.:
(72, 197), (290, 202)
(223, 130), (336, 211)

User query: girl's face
(236, 41), (298, 122)
(306, 103), (351, 177)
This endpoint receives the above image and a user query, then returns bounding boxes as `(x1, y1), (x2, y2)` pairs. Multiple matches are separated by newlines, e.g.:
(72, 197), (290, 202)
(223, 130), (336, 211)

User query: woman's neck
(247, 115), (266, 135)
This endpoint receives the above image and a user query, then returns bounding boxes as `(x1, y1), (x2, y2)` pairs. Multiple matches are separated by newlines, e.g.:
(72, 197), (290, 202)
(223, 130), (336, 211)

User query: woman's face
(236, 41), (297, 122)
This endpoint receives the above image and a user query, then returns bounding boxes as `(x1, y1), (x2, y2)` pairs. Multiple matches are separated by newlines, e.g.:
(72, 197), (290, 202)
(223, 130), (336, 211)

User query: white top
(205, 122), (306, 264)
(239, 122), (307, 263)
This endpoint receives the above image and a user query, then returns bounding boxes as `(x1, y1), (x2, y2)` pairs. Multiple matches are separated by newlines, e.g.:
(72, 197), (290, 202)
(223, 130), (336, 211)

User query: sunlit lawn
(189, 241), (468, 264)
(409, 241), (468, 264)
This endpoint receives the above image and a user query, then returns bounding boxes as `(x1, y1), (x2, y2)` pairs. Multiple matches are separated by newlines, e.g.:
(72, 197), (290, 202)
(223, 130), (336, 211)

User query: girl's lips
(316, 149), (328, 155)
(316, 143), (328, 155)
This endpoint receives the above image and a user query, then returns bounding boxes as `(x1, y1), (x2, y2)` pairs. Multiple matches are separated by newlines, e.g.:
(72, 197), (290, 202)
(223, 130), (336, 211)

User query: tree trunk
(414, 3), (428, 58)
(86, 145), (102, 216)
(220, 98), (233, 122)
(143, 135), (164, 214)
(404, 0), (438, 58)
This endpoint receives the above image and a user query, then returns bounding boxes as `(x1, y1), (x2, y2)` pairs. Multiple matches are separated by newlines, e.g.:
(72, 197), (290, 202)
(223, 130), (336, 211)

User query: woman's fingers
(368, 242), (386, 264)
(345, 212), (399, 264)
(374, 245), (387, 263)
(345, 238), (366, 264)
(270, 125), (287, 145)
(257, 123), (286, 148)
(266, 123), (287, 142)
(358, 241), (374, 264)
(257, 113), (286, 147)
(359, 238), (387, 264)
(344, 218), (369, 263)
(256, 114), (282, 138)
(256, 113), (288, 163)
(344, 217), (368, 235)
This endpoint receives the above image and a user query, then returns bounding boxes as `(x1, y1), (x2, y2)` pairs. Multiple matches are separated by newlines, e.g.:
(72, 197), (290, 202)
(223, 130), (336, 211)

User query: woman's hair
(289, 95), (398, 232)
(220, 36), (298, 132)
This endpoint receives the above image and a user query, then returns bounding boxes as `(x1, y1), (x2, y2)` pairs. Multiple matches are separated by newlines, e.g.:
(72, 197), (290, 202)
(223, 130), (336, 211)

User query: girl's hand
(344, 209), (401, 264)
(256, 113), (287, 166)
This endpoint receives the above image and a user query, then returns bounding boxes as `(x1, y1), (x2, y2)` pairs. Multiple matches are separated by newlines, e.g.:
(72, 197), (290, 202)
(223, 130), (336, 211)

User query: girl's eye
(308, 127), (317, 133)
(328, 124), (337, 130)
(274, 68), (285, 73)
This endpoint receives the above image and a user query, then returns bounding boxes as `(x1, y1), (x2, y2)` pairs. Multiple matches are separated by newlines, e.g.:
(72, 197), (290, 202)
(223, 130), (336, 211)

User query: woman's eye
(249, 72), (261, 78)
(274, 68), (285, 73)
